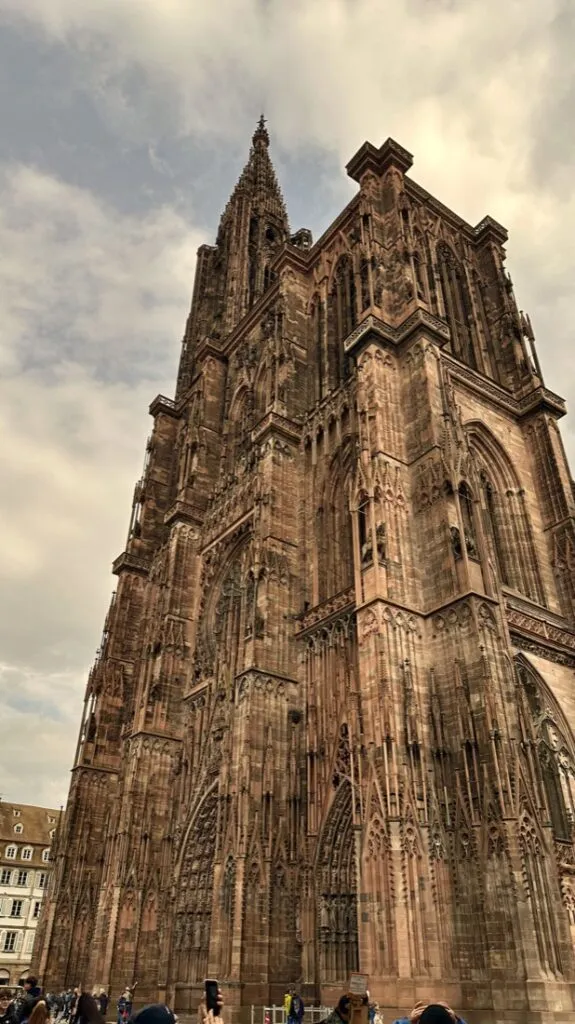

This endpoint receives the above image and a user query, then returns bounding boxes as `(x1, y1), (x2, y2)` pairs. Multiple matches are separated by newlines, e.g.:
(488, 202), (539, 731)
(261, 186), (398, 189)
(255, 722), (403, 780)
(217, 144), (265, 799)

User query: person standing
(287, 993), (304, 1024)
(0, 991), (17, 1024)
(74, 995), (103, 1024)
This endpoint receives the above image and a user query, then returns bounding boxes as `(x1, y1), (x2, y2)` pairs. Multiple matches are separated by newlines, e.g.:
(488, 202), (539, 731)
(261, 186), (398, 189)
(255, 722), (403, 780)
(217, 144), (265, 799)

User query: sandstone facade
(34, 121), (575, 1023)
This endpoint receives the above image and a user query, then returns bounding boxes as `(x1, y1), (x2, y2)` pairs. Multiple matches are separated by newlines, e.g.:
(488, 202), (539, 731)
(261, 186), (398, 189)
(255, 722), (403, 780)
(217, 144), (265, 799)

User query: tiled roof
(0, 801), (61, 848)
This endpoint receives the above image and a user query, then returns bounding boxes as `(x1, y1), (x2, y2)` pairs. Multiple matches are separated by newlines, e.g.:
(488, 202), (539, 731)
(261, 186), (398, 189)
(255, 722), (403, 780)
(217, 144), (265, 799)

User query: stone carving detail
(39, 124), (575, 1014)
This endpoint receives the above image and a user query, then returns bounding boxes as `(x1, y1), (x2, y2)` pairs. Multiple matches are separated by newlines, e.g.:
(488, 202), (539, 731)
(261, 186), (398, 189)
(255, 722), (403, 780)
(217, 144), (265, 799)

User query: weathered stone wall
(35, 129), (575, 1024)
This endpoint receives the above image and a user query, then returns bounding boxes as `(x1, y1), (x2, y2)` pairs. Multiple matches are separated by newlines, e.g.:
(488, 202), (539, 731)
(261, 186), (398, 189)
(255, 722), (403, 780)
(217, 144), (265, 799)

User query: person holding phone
(197, 982), (223, 1024)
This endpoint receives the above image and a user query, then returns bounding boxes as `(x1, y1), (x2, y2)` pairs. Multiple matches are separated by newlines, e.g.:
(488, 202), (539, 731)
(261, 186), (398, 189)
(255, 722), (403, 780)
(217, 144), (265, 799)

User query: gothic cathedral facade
(35, 122), (575, 1023)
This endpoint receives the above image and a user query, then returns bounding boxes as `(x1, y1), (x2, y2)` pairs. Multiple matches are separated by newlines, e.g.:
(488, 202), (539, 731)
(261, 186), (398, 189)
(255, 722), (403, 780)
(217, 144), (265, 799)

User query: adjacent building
(35, 122), (575, 1021)
(0, 802), (59, 986)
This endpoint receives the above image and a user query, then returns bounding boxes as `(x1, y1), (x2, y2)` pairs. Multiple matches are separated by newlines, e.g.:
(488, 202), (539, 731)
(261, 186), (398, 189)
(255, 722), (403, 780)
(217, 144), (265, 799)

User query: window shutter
(15, 930), (23, 951)
(0, 899), (4, 915)
(0, 930), (5, 949)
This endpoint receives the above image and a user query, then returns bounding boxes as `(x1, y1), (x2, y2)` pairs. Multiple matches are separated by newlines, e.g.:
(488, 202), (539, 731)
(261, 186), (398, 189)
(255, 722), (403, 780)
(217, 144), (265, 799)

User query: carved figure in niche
(376, 522), (386, 561)
(361, 533), (373, 565)
(451, 525), (462, 558)
(319, 896), (330, 932)
(464, 528), (478, 559)
(372, 260), (385, 307)
(413, 253), (426, 301)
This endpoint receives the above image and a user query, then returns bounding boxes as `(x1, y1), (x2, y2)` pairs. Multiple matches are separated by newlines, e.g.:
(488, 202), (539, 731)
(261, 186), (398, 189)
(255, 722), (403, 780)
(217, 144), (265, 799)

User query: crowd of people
(285, 990), (466, 1024)
(0, 979), (465, 1024)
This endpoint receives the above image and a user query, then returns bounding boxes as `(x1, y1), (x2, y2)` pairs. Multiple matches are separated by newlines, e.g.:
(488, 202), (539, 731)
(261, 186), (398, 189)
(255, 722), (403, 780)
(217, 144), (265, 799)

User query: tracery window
(437, 243), (477, 370)
(327, 255), (356, 389)
(317, 450), (354, 602)
(310, 295), (325, 402)
(480, 471), (509, 584)
(458, 482), (478, 559)
(468, 423), (544, 603)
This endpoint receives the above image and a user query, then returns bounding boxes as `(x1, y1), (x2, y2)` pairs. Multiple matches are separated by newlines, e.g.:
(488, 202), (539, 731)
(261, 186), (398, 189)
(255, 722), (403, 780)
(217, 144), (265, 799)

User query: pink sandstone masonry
(34, 122), (575, 1024)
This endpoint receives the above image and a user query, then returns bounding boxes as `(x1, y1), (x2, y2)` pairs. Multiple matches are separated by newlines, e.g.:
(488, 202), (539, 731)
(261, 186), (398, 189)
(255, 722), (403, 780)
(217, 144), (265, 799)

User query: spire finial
(253, 114), (269, 148)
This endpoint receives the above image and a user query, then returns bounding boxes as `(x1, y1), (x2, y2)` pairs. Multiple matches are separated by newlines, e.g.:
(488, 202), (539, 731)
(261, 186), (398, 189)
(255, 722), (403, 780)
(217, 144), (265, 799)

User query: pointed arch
(241, 854), (267, 982)
(412, 229), (429, 304)
(173, 787), (218, 985)
(254, 354), (272, 421)
(225, 384), (253, 474)
(362, 811), (395, 975)
(436, 242), (478, 370)
(309, 292), (325, 403)
(466, 420), (544, 602)
(315, 782), (358, 985)
(519, 808), (564, 975)
(327, 254), (356, 389)
(516, 655), (575, 843)
(317, 442), (355, 602)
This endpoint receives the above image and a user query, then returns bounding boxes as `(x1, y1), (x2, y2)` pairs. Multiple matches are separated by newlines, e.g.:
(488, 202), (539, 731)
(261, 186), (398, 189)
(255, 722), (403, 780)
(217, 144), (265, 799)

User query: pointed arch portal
(316, 783), (359, 985)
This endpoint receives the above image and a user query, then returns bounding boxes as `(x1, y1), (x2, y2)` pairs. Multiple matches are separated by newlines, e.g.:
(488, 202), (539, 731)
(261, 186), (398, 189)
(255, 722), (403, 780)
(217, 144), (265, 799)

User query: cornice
(149, 394), (179, 419)
(252, 410), (302, 447)
(296, 587), (356, 636)
(163, 500), (203, 529)
(405, 180), (508, 248)
(346, 137), (414, 183)
(343, 307), (450, 357)
(112, 550), (152, 577)
(518, 385), (566, 421)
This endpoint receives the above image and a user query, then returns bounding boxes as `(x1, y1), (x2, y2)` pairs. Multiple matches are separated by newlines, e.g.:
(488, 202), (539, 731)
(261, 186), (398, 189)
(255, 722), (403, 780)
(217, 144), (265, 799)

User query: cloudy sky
(0, 0), (574, 808)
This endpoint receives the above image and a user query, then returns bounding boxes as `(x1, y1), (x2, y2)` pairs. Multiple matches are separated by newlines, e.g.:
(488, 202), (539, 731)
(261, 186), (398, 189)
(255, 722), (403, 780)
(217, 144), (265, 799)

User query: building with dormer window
(0, 801), (59, 986)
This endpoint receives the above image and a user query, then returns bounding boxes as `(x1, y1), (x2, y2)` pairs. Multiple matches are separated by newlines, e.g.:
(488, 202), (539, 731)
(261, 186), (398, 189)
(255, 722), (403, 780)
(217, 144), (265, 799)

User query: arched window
(437, 244), (477, 370)
(13, 824), (23, 835)
(327, 255), (356, 389)
(318, 446), (354, 602)
(517, 659), (575, 845)
(412, 232), (428, 304)
(467, 422), (544, 603)
(358, 495), (371, 564)
(360, 257), (370, 311)
(42, 850), (50, 864)
(21, 848), (32, 862)
(458, 482), (478, 559)
(226, 387), (253, 474)
(480, 471), (509, 585)
(5, 847), (17, 860)
(310, 295), (325, 403)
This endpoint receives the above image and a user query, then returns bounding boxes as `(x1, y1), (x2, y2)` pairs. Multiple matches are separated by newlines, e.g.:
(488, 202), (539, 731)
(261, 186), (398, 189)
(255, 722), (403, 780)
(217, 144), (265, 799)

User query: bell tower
(176, 117), (290, 398)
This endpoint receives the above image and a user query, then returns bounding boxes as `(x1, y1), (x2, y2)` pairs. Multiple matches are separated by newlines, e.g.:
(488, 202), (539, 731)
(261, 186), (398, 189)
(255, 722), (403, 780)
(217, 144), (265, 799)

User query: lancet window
(317, 784), (359, 984)
(467, 423), (544, 603)
(310, 294), (325, 402)
(517, 658), (575, 844)
(317, 449), (354, 603)
(458, 482), (478, 559)
(437, 243), (477, 370)
(226, 387), (253, 474)
(327, 255), (356, 389)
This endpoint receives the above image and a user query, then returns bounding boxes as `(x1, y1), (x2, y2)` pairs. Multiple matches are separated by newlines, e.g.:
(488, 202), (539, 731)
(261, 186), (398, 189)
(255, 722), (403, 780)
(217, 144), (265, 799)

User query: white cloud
(0, 163), (203, 803)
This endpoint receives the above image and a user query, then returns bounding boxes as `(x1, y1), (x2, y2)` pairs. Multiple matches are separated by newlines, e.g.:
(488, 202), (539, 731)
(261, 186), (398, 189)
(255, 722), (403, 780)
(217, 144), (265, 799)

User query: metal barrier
(253, 1007), (331, 1024)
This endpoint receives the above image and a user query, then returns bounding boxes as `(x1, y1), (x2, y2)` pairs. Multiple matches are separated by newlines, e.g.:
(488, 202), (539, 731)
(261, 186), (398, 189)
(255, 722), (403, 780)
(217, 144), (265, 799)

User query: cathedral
(34, 120), (575, 1023)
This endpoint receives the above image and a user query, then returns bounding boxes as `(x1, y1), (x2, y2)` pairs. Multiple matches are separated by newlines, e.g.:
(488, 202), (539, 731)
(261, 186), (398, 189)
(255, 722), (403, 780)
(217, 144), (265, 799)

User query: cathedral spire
(253, 113), (270, 148)
(220, 117), (289, 233)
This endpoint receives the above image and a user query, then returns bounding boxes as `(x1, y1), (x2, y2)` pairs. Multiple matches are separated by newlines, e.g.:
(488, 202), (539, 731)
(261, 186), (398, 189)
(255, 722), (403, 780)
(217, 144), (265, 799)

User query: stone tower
(35, 124), (575, 1024)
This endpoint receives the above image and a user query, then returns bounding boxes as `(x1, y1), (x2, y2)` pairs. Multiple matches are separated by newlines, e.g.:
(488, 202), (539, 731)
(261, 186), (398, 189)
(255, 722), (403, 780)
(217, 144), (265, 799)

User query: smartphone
(205, 980), (220, 1017)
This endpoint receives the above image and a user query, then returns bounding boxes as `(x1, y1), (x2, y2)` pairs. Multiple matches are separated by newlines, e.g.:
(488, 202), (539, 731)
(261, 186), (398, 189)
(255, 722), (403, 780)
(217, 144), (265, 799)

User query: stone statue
(376, 522), (386, 561)
(451, 525), (462, 558)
